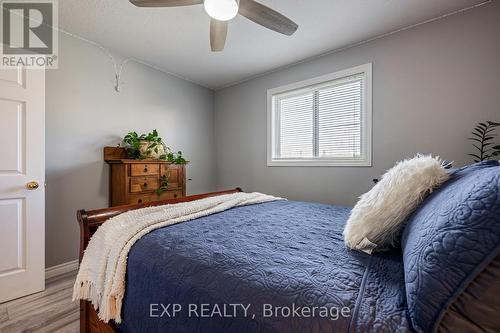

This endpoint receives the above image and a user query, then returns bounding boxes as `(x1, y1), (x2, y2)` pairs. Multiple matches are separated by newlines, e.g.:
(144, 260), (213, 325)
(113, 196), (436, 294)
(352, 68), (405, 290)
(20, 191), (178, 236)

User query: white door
(0, 67), (45, 303)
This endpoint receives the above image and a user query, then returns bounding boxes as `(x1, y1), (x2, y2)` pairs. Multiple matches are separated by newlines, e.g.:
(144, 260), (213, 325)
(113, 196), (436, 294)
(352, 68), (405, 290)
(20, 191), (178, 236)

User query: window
(267, 63), (372, 166)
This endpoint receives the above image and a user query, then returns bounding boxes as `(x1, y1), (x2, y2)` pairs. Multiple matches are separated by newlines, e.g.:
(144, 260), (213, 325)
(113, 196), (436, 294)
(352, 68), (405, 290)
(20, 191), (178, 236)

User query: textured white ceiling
(58, 0), (487, 89)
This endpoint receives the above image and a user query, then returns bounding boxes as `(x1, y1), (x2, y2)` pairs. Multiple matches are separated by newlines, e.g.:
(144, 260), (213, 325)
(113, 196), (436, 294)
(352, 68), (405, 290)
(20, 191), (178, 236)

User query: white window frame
(267, 63), (372, 167)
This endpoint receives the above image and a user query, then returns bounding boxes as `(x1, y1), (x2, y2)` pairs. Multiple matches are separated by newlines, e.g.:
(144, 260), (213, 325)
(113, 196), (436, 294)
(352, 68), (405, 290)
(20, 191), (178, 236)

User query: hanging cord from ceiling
(112, 58), (132, 92)
(58, 29), (132, 92)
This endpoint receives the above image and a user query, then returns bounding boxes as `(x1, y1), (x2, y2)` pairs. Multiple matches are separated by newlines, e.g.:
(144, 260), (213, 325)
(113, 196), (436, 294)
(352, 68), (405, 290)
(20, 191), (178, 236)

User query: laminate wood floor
(0, 271), (79, 333)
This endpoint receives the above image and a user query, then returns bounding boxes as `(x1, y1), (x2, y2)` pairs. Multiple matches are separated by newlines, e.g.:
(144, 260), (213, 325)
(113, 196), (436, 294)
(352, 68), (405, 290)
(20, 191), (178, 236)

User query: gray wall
(45, 33), (216, 267)
(214, 2), (500, 206)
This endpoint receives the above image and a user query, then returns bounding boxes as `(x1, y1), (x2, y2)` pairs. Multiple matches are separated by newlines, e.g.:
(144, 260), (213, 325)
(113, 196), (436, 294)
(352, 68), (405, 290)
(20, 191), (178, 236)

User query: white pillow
(343, 155), (450, 254)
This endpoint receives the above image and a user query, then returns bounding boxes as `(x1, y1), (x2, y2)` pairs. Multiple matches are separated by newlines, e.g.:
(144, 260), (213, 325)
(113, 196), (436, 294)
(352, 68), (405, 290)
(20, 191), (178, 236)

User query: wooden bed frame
(76, 188), (243, 333)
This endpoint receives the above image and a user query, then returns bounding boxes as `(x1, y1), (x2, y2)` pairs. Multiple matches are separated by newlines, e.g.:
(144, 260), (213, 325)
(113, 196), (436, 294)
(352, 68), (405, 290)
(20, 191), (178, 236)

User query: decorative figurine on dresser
(104, 130), (188, 206)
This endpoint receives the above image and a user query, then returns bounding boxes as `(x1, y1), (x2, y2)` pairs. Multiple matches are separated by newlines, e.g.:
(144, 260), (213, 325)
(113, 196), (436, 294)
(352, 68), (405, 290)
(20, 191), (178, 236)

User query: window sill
(267, 158), (372, 167)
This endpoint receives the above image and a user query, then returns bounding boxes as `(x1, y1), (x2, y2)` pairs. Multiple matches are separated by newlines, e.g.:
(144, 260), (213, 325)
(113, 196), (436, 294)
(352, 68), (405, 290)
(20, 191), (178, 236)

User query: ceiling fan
(129, 0), (298, 52)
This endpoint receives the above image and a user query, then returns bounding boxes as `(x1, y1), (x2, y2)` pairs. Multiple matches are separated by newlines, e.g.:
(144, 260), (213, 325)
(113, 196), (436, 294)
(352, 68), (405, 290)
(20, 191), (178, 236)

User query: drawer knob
(174, 194), (178, 198)
(144, 167), (148, 172)
(138, 199), (143, 204)
(143, 182), (148, 188)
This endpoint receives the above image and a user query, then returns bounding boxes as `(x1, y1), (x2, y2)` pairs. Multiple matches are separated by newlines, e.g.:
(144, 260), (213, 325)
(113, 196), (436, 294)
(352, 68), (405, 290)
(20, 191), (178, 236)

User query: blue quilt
(117, 201), (413, 333)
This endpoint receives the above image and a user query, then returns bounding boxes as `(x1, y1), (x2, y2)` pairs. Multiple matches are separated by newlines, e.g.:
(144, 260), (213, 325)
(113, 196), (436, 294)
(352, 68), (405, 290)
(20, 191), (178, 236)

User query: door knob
(26, 181), (39, 190)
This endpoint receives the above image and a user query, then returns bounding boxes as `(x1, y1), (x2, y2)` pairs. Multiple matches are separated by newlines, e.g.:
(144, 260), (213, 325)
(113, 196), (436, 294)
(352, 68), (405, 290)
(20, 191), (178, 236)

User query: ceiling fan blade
(210, 19), (228, 52)
(239, 0), (298, 36)
(129, 0), (202, 7)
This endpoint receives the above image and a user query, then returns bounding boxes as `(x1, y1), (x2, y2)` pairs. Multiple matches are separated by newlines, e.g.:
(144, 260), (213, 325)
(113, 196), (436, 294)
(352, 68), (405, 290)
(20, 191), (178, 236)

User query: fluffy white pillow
(343, 155), (450, 253)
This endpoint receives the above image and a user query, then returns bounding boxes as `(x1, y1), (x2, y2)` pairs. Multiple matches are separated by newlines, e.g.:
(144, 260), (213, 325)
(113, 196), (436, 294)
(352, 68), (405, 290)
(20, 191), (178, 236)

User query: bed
(77, 161), (500, 333)
(77, 188), (411, 333)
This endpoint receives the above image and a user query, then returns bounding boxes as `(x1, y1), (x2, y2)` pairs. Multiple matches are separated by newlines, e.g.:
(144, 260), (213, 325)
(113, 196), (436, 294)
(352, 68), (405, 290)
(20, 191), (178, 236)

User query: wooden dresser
(104, 147), (186, 206)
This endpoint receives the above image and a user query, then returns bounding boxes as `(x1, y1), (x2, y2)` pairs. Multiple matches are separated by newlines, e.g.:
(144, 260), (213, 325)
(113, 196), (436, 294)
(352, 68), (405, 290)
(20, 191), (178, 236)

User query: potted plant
(123, 130), (165, 159)
(468, 121), (500, 162)
(122, 130), (187, 164)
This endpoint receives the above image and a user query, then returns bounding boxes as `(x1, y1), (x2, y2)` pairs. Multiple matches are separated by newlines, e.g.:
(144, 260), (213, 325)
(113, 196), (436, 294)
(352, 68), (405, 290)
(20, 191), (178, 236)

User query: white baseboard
(45, 259), (79, 280)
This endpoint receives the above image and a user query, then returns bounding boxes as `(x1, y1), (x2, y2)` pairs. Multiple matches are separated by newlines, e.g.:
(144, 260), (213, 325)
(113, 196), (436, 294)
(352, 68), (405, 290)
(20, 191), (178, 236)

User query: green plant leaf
(474, 127), (484, 133)
(484, 149), (496, 156)
(472, 129), (485, 138)
(468, 153), (481, 160)
(471, 143), (482, 151)
(485, 127), (498, 134)
(467, 137), (482, 143)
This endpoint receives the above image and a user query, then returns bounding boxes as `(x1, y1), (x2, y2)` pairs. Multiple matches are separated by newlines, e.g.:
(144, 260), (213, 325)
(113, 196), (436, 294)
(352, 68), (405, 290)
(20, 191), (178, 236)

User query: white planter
(138, 141), (166, 159)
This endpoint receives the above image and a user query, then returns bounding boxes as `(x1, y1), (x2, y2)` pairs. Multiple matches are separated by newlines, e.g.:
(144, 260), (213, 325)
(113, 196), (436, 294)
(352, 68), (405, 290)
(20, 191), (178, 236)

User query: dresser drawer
(157, 190), (183, 201)
(128, 190), (183, 205)
(128, 194), (151, 205)
(129, 176), (159, 193)
(130, 163), (159, 176)
(160, 165), (184, 189)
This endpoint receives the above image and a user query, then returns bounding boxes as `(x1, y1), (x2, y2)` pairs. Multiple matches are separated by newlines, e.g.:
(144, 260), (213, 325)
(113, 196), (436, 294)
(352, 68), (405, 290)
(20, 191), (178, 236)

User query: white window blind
(268, 64), (372, 166)
(278, 92), (314, 158)
(318, 79), (362, 158)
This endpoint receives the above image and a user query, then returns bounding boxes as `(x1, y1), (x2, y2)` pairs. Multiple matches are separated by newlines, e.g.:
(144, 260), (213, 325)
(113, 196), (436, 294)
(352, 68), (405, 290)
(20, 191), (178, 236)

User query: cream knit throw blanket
(72, 192), (282, 323)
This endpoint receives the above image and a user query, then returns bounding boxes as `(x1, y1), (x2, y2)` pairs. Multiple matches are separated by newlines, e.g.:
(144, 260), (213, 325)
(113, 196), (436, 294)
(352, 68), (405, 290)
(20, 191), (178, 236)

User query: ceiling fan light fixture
(204, 0), (239, 21)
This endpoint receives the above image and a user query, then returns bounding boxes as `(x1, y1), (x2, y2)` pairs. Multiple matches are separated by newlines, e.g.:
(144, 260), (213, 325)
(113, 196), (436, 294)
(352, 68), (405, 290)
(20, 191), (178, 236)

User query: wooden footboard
(76, 188), (243, 333)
